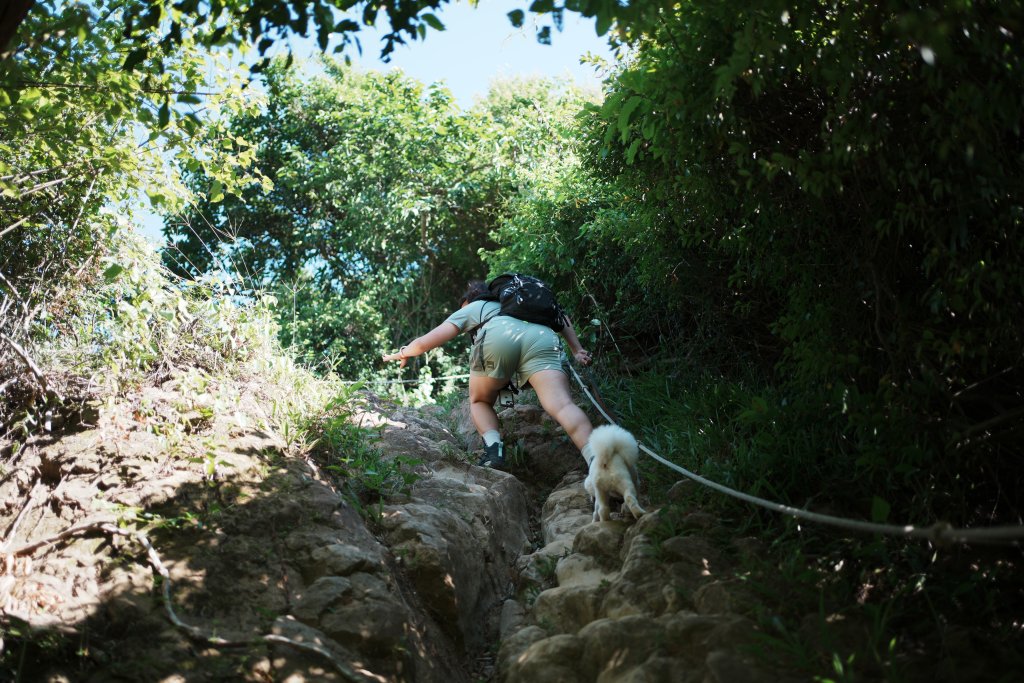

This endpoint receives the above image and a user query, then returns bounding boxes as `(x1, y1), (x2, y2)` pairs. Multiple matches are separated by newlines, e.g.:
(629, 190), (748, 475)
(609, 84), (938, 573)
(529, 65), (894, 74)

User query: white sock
(483, 430), (502, 447)
(582, 443), (595, 465)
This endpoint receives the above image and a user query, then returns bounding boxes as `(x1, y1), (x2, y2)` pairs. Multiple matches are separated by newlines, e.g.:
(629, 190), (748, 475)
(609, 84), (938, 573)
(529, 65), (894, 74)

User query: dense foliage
(1, 0), (463, 67)
(501, 1), (1024, 531)
(0, 0), (272, 431)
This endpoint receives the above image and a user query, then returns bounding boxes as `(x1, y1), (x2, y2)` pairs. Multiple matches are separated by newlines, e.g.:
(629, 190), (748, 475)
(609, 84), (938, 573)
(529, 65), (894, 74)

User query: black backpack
(481, 273), (569, 331)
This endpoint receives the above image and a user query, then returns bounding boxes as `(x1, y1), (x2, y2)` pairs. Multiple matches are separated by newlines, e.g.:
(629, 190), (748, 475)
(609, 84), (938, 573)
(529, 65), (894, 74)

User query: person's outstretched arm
(382, 321), (461, 368)
(559, 316), (592, 366)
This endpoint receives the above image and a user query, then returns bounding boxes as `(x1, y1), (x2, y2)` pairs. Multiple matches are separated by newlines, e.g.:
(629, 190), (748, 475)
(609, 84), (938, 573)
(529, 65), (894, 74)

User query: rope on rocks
(567, 364), (1024, 546)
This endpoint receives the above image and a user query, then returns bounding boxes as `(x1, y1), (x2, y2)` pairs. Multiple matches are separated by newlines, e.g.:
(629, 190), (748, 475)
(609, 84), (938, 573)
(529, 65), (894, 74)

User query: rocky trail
(0, 375), (1010, 682)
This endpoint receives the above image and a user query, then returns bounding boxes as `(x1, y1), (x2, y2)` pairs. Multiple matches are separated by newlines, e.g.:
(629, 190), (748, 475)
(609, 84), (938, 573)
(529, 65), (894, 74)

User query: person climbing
(381, 278), (595, 470)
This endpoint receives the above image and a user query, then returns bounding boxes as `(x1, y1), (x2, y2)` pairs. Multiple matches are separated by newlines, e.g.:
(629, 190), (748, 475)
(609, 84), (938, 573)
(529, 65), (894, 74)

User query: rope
(341, 373), (471, 386)
(567, 364), (1024, 546)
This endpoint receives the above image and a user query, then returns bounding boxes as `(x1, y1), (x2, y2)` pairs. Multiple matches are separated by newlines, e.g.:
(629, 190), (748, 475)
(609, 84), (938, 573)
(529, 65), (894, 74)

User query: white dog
(584, 424), (645, 522)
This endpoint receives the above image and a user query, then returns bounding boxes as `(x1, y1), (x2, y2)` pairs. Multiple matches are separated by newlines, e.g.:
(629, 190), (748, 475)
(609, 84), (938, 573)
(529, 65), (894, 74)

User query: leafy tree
(167, 60), (508, 374)
(2, 0), (648, 70)
(0, 0), (265, 419)
(1, 0), (456, 64)
(477, 78), (659, 350)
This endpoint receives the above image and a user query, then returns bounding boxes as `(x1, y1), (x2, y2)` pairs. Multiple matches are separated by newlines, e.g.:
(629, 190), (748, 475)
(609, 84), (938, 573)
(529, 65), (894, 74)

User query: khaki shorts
(469, 316), (565, 387)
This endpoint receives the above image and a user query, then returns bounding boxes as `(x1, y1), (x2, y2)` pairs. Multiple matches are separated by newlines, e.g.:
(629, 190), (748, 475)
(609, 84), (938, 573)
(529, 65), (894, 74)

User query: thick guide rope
(567, 364), (1024, 546)
(341, 373), (471, 386)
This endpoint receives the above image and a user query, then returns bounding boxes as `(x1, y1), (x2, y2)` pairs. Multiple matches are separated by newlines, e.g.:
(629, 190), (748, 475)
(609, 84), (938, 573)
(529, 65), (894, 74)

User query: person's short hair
(460, 280), (490, 306)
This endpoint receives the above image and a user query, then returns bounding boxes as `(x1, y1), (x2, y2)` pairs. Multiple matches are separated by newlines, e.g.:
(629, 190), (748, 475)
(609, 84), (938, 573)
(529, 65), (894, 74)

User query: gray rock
(533, 584), (606, 633)
(504, 633), (584, 683)
(578, 615), (665, 679)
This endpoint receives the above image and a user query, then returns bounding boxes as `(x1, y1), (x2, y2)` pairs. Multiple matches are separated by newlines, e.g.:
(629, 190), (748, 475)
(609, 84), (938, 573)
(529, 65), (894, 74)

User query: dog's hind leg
(594, 490), (612, 522)
(623, 492), (646, 520)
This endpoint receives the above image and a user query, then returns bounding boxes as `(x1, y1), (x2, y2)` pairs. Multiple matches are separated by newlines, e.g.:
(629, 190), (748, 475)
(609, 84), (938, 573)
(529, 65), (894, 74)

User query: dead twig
(0, 213), (41, 239)
(14, 175), (71, 200)
(1, 476), (42, 551)
(0, 270), (29, 319)
(8, 519), (375, 682)
(0, 332), (62, 402)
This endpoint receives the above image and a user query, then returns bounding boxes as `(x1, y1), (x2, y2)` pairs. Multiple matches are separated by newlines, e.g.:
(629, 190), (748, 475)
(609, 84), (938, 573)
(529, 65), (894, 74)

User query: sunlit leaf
(103, 264), (125, 282)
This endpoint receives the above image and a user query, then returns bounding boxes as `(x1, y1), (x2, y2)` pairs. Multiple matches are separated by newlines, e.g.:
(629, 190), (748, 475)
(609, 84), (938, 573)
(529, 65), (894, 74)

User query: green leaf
(507, 10), (525, 28)
(209, 179), (224, 203)
(625, 138), (641, 164)
(158, 99), (170, 128)
(123, 48), (148, 72)
(421, 13), (445, 31)
(641, 119), (657, 140)
(19, 88), (42, 105)
(618, 96), (643, 136)
(871, 496), (891, 523)
(595, 13), (612, 36)
(103, 264), (125, 282)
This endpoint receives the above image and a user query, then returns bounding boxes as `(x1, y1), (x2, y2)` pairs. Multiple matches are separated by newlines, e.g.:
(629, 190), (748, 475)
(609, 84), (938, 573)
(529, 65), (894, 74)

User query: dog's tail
(587, 424), (639, 469)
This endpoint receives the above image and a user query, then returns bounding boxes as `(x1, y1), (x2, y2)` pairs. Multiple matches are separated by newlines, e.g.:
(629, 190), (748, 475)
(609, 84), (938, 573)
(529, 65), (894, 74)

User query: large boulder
(376, 403), (532, 650)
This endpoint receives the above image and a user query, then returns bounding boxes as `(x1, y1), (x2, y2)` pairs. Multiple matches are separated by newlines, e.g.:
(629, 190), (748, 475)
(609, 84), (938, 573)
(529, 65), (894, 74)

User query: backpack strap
(466, 300), (500, 343)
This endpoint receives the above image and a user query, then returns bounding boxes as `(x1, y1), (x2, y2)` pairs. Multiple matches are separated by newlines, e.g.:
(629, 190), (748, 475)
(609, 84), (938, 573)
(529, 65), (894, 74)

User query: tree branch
(0, 331), (62, 401)
(10, 79), (218, 97)
(0, 0), (33, 56)
(15, 175), (71, 199)
(1, 476), (42, 551)
(0, 212), (41, 238)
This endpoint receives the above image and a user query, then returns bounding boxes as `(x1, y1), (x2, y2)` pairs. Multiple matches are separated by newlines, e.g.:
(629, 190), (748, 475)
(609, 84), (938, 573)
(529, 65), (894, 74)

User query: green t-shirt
(444, 300), (501, 334)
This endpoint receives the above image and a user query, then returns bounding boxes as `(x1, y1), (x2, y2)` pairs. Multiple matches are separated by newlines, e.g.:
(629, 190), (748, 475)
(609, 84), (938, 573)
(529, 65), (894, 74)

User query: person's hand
(573, 348), (593, 366)
(382, 347), (409, 368)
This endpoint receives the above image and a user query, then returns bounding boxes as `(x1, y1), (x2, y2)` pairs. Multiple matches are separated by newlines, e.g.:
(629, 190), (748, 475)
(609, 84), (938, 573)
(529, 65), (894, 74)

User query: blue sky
(139, 1), (615, 243)
(338, 0), (616, 106)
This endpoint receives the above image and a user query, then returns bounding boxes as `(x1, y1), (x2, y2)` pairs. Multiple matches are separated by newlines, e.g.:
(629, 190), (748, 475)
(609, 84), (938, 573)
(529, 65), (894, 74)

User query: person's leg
(469, 374), (510, 468)
(528, 369), (593, 451)
(468, 374), (509, 436)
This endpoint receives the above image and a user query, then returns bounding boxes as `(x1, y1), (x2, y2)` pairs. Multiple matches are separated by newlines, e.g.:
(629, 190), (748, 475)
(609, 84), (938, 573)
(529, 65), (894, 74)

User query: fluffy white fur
(584, 425), (645, 522)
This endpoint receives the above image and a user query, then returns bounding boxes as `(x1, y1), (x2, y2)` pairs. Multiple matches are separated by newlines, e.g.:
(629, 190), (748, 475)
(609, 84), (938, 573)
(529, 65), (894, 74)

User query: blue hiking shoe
(477, 442), (506, 470)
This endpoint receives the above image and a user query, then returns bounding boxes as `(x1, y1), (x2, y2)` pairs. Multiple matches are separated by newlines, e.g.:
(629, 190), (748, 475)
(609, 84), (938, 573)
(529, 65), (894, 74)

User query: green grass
(303, 384), (423, 509)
